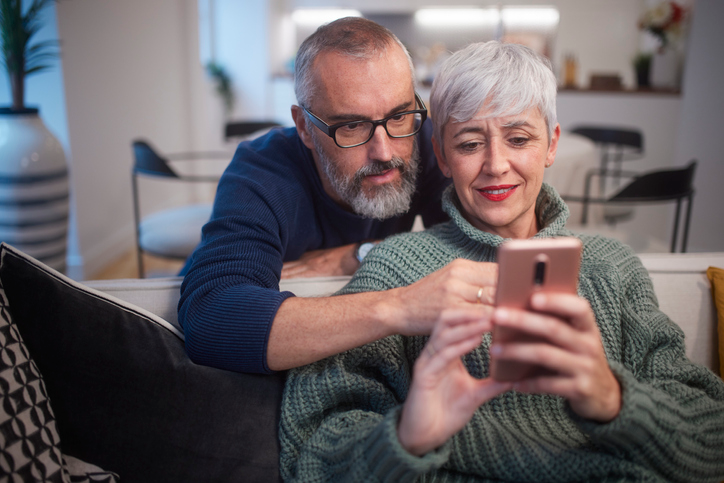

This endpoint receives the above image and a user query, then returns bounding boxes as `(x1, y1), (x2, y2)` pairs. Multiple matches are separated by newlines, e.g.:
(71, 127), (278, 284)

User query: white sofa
(86, 252), (724, 374)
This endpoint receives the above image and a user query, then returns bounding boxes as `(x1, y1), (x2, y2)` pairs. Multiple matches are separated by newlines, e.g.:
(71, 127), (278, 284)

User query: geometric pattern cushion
(0, 274), (118, 483)
(0, 286), (64, 481)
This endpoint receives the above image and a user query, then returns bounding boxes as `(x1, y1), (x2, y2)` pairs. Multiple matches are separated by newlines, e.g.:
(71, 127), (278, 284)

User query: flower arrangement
(639, 1), (687, 50)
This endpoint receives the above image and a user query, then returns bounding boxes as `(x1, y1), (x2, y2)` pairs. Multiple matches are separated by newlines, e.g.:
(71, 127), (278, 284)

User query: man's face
(295, 45), (420, 220)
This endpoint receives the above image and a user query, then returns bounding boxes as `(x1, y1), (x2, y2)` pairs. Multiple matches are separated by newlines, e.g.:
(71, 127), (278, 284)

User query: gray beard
(311, 132), (421, 220)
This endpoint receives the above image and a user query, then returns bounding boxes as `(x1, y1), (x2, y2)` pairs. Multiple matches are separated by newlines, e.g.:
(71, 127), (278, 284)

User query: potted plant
(633, 53), (652, 89)
(0, 0), (69, 273)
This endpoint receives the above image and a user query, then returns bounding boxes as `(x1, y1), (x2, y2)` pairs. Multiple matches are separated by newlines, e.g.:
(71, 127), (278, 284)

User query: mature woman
(279, 41), (724, 482)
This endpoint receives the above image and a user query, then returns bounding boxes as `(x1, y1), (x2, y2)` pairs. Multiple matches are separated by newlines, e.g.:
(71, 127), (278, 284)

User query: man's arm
(268, 256), (497, 371)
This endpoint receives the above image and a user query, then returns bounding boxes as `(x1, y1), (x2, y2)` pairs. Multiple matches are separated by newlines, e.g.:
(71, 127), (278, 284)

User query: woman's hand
(490, 293), (622, 422)
(397, 310), (512, 456)
(388, 259), (499, 336)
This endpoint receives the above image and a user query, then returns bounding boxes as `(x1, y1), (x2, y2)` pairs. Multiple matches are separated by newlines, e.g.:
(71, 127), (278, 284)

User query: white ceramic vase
(650, 48), (680, 89)
(0, 108), (69, 272)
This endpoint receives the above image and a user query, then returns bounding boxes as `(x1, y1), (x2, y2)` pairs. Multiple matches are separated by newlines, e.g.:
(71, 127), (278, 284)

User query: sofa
(0, 242), (722, 482)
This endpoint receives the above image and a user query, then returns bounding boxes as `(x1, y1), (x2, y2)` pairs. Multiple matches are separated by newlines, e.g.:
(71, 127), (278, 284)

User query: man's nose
(365, 124), (393, 162)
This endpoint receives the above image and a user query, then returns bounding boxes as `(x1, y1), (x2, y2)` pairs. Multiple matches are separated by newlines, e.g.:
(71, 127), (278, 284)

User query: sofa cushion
(0, 257), (119, 482)
(0, 243), (283, 483)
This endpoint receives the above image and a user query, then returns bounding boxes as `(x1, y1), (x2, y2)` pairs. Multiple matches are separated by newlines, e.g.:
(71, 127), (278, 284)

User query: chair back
(611, 160), (696, 202)
(571, 126), (643, 151)
(132, 140), (179, 178)
(224, 121), (281, 141)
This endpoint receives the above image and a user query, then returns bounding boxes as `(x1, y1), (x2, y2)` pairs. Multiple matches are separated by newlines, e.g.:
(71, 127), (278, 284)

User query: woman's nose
(483, 139), (510, 177)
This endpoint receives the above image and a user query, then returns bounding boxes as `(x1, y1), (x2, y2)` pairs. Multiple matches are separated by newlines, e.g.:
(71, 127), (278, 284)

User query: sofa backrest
(85, 253), (723, 373)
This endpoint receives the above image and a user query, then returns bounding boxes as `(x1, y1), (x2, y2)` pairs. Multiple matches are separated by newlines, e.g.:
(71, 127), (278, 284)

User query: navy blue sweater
(178, 123), (450, 373)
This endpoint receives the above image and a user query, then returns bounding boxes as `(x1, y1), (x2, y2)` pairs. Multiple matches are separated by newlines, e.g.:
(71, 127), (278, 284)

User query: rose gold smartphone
(490, 237), (583, 382)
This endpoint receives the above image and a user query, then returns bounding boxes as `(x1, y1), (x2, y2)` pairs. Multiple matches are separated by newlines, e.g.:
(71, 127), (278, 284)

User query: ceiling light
(291, 9), (362, 26)
(414, 8), (500, 27)
(501, 7), (559, 29)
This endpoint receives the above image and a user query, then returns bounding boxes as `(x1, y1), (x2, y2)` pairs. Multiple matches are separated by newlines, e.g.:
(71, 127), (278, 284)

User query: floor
(91, 249), (184, 280)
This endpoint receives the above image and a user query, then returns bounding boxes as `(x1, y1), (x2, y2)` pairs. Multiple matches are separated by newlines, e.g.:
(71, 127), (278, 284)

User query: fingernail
(495, 308), (509, 322)
(490, 344), (502, 356)
(532, 293), (546, 307)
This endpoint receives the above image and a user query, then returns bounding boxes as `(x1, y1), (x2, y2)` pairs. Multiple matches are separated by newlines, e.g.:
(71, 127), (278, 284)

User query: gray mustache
(355, 157), (406, 179)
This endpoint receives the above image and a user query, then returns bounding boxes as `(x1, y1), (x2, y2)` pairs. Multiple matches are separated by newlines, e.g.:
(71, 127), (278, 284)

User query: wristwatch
(355, 241), (378, 263)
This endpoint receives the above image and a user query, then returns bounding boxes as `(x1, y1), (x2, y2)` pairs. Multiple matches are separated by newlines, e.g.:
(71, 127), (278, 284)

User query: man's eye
(389, 113), (407, 123)
(340, 122), (365, 132)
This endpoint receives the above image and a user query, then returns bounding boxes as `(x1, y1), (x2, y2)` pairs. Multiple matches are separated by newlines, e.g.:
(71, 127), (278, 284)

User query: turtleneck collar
(441, 182), (570, 249)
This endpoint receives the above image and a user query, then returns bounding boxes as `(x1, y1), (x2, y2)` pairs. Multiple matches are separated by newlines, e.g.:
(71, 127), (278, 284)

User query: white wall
(56, 0), (203, 278)
(674, 0), (724, 252)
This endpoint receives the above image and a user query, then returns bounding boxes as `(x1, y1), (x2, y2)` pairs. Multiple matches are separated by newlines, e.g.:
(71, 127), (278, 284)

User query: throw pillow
(0, 243), (284, 482)
(706, 266), (724, 377)
(0, 264), (118, 482)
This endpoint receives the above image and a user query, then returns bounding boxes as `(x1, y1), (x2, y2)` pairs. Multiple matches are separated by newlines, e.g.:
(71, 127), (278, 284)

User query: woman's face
(433, 106), (560, 240)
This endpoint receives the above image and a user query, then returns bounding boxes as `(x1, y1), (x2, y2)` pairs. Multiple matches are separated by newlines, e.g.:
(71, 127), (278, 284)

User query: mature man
(179, 17), (495, 374)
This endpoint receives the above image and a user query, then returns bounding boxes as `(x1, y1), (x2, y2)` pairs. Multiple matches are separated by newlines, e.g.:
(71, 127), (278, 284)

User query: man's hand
(490, 293), (622, 423)
(281, 243), (361, 279)
(398, 311), (512, 456)
(386, 259), (499, 336)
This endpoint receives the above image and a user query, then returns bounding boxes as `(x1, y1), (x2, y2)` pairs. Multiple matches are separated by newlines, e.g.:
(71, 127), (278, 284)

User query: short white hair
(430, 41), (557, 152)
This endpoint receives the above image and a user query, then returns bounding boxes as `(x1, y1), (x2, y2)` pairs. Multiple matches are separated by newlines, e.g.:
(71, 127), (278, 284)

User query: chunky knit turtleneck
(280, 184), (724, 482)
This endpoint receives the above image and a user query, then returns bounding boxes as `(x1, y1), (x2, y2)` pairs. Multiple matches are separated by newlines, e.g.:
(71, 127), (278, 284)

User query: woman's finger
(493, 307), (591, 355)
(529, 292), (597, 332)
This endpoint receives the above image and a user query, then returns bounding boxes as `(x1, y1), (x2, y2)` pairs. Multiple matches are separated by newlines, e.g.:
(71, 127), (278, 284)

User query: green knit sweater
(280, 184), (724, 482)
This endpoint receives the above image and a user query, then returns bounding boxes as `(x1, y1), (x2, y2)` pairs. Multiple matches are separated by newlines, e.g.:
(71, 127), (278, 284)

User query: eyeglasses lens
(335, 112), (423, 147)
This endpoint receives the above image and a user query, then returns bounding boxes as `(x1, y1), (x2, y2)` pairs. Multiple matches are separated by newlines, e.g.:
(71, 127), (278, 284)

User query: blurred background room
(0, 0), (721, 280)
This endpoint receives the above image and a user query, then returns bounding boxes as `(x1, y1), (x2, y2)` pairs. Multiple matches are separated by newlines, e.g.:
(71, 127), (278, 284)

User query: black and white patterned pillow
(0, 273), (118, 483)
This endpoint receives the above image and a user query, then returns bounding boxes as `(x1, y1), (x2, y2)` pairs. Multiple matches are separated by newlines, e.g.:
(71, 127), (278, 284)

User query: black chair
(563, 160), (697, 253)
(571, 126), (644, 193)
(224, 121), (281, 142)
(132, 140), (227, 277)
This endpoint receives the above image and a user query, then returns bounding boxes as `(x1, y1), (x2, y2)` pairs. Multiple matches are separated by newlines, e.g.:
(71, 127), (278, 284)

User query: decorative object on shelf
(205, 61), (235, 117)
(638, 1), (688, 89)
(0, 0), (69, 272)
(633, 53), (652, 88)
(563, 54), (578, 89)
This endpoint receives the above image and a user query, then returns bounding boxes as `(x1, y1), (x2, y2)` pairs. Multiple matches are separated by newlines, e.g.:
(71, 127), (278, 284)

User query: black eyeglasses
(302, 92), (427, 148)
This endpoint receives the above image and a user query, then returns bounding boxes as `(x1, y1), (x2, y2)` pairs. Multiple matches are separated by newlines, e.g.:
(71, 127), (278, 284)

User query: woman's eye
(459, 142), (481, 152)
(509, 137), (529, 146)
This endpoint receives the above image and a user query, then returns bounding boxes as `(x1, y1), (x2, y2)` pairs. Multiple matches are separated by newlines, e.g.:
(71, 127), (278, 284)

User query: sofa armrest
(639, 252), (724, 373)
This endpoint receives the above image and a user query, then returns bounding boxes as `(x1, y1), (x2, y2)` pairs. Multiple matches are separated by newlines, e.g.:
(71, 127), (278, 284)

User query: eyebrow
(452, 120), (534, 138)
(325, 99), (415, 124)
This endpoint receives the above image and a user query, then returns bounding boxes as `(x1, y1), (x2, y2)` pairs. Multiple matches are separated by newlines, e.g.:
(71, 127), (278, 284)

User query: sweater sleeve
(576, 245), (724, 482)
(177, 144), (301, 374)
(279, 337), (450, 482)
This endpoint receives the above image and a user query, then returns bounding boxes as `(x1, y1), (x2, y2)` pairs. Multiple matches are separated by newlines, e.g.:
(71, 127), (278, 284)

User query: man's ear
(432, 135), (452, 178)
(292, 105), (315, 150)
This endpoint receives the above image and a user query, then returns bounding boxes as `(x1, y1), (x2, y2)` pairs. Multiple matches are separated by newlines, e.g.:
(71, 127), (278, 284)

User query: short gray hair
(430, 41), (557, 152)
(294, 17), (415, 109)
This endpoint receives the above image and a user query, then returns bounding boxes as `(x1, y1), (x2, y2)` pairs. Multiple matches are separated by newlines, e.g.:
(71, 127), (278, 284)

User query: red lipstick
(477, 185), (518, 201)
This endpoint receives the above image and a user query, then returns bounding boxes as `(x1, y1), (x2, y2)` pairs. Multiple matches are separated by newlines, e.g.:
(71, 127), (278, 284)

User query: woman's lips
(477, 185), (518, 201)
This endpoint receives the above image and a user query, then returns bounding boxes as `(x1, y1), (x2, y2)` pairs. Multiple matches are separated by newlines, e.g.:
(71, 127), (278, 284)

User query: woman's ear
(292, 105), (315, 150)
(432, 135), (452, 178)
(545, 123), (561, 168)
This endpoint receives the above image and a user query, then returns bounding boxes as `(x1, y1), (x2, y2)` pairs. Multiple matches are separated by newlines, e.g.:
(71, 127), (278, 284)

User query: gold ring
(477, 287), (484, 304)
